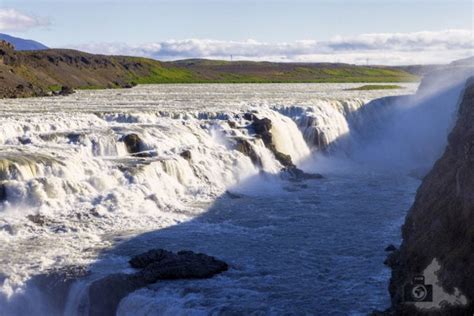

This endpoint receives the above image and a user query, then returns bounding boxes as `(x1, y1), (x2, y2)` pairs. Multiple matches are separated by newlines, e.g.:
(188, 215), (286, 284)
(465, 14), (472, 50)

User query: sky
(0, 0), (473, 65)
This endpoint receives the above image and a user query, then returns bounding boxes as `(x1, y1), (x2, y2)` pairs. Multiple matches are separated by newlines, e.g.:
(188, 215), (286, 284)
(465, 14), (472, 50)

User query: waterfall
(0, 104), (319, 315)
(275, 74), (469, 173)
(275, 98), (369, 152)
(8, 80), (462, 315)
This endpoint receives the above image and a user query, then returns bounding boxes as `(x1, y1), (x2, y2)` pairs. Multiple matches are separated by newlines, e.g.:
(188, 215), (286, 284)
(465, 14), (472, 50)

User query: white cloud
(72, 29), (474, 65)
(0, 8), (50, 32)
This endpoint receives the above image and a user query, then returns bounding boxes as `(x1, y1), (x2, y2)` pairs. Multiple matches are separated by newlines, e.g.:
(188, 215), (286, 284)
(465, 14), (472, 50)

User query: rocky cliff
(387, 76), (474, 315)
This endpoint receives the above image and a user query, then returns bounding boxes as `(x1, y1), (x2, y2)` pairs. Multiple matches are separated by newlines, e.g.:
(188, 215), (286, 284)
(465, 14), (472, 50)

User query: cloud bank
(73, 29), (473, 65)
(0, 8), (50, 32)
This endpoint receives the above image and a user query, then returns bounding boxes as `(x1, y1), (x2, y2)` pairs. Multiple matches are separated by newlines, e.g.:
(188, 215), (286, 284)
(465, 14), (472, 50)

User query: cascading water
(4, 80), (467, 315)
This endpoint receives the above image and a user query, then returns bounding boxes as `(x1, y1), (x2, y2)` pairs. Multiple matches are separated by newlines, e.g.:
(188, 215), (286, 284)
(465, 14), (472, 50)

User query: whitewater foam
(0, 82), (423, 315)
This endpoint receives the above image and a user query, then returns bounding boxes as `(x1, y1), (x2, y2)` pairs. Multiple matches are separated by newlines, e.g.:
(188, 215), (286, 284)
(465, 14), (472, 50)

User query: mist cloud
(73, 29), (473, 65)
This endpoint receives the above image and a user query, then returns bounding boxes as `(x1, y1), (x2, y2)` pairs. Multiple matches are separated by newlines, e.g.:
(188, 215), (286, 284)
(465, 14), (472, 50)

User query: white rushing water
(2, 80), (468, 315)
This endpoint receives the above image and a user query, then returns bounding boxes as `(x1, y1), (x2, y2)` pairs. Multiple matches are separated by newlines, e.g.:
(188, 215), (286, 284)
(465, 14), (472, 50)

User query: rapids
(3, 81), (464, 315)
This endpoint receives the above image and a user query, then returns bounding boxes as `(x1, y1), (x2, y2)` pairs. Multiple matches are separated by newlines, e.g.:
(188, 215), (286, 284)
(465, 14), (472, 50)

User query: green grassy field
(0, 48), (420, 98)
(131, 59), (419, 84)
(346, 84), (405, 91)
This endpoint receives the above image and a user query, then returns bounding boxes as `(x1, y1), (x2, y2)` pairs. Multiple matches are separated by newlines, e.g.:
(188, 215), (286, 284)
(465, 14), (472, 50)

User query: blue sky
(0, 0), (473, 64)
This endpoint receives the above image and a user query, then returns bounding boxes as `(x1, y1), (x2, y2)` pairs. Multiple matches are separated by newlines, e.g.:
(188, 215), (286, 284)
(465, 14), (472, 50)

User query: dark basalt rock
(244, 113), (296, 168)
(67, 133), (83, 144)
(273, 151), (295, 168)
(251, 117), (272, 135)
(122, 81), (137, 89)
(121, 133), (142, 154)
(18, 136), (32, 145)
(180, 149), (192, 161)
(138, 250), (228, 281)
(234, 137), (262, 167)
(53, 86), (74, 96)
(251, 117), (273, 148)
(27, 214), (47, 226)
(227, 120), (237, 128)
(243, 112), (256, 121)
(120, 133), (151, 157)
(242, 113), (326, 183)
(88, 249), (228, 316)
(281, 167), (323, 181)
(385, 244), (397, 252)
(383, 249), (400, 268)
(225, 190), (244, 199)
(129, 248), (173, 269)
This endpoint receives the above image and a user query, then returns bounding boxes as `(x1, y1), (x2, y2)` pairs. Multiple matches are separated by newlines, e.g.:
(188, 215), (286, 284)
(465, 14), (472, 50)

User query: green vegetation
(150, 61), (419, 84)
(47, 84), (62, 92)
(0, 48), (419, 98)
(346, 84), (405, 91)
(77, 85), (107, 90)
(129, 58), (196, 84)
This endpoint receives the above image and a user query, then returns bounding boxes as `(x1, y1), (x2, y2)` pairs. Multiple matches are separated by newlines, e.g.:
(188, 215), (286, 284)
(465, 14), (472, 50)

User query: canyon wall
(387, 76), (474, 315)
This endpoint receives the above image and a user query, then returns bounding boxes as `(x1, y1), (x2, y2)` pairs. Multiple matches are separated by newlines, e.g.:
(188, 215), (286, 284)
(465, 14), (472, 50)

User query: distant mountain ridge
(0, 33), (48, 51)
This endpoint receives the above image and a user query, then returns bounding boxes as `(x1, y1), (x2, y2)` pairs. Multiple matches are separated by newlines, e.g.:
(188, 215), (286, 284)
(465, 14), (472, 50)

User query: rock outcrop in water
(88, 249), (228, 316)
(241, 113), (323, 181)
(235, 137), (263, 167)
(249, 114), (294, 168)
(387, 77), (474, 315)
(120, 133), (152, 158)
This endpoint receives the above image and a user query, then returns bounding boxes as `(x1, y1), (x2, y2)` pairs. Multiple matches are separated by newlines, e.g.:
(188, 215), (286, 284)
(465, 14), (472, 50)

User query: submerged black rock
(384, 244), (397, 252)
(226, 190), (244, 199)
(281, 166), (323, 182)
(88, 249), (228, 316)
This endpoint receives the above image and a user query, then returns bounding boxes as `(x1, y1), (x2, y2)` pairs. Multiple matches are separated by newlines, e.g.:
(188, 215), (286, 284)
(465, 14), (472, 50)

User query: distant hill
(392, 57), (474, 77)
(0, 42), (419, 98)
(450, 56), (474, 66)
(392, 64), (446, 77)
(0, 33), (48, 51)
(163, 59), (417, 84)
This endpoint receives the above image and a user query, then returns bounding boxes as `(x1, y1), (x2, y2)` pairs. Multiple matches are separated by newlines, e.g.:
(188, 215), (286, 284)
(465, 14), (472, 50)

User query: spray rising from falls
(1, 79), (469, 315)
